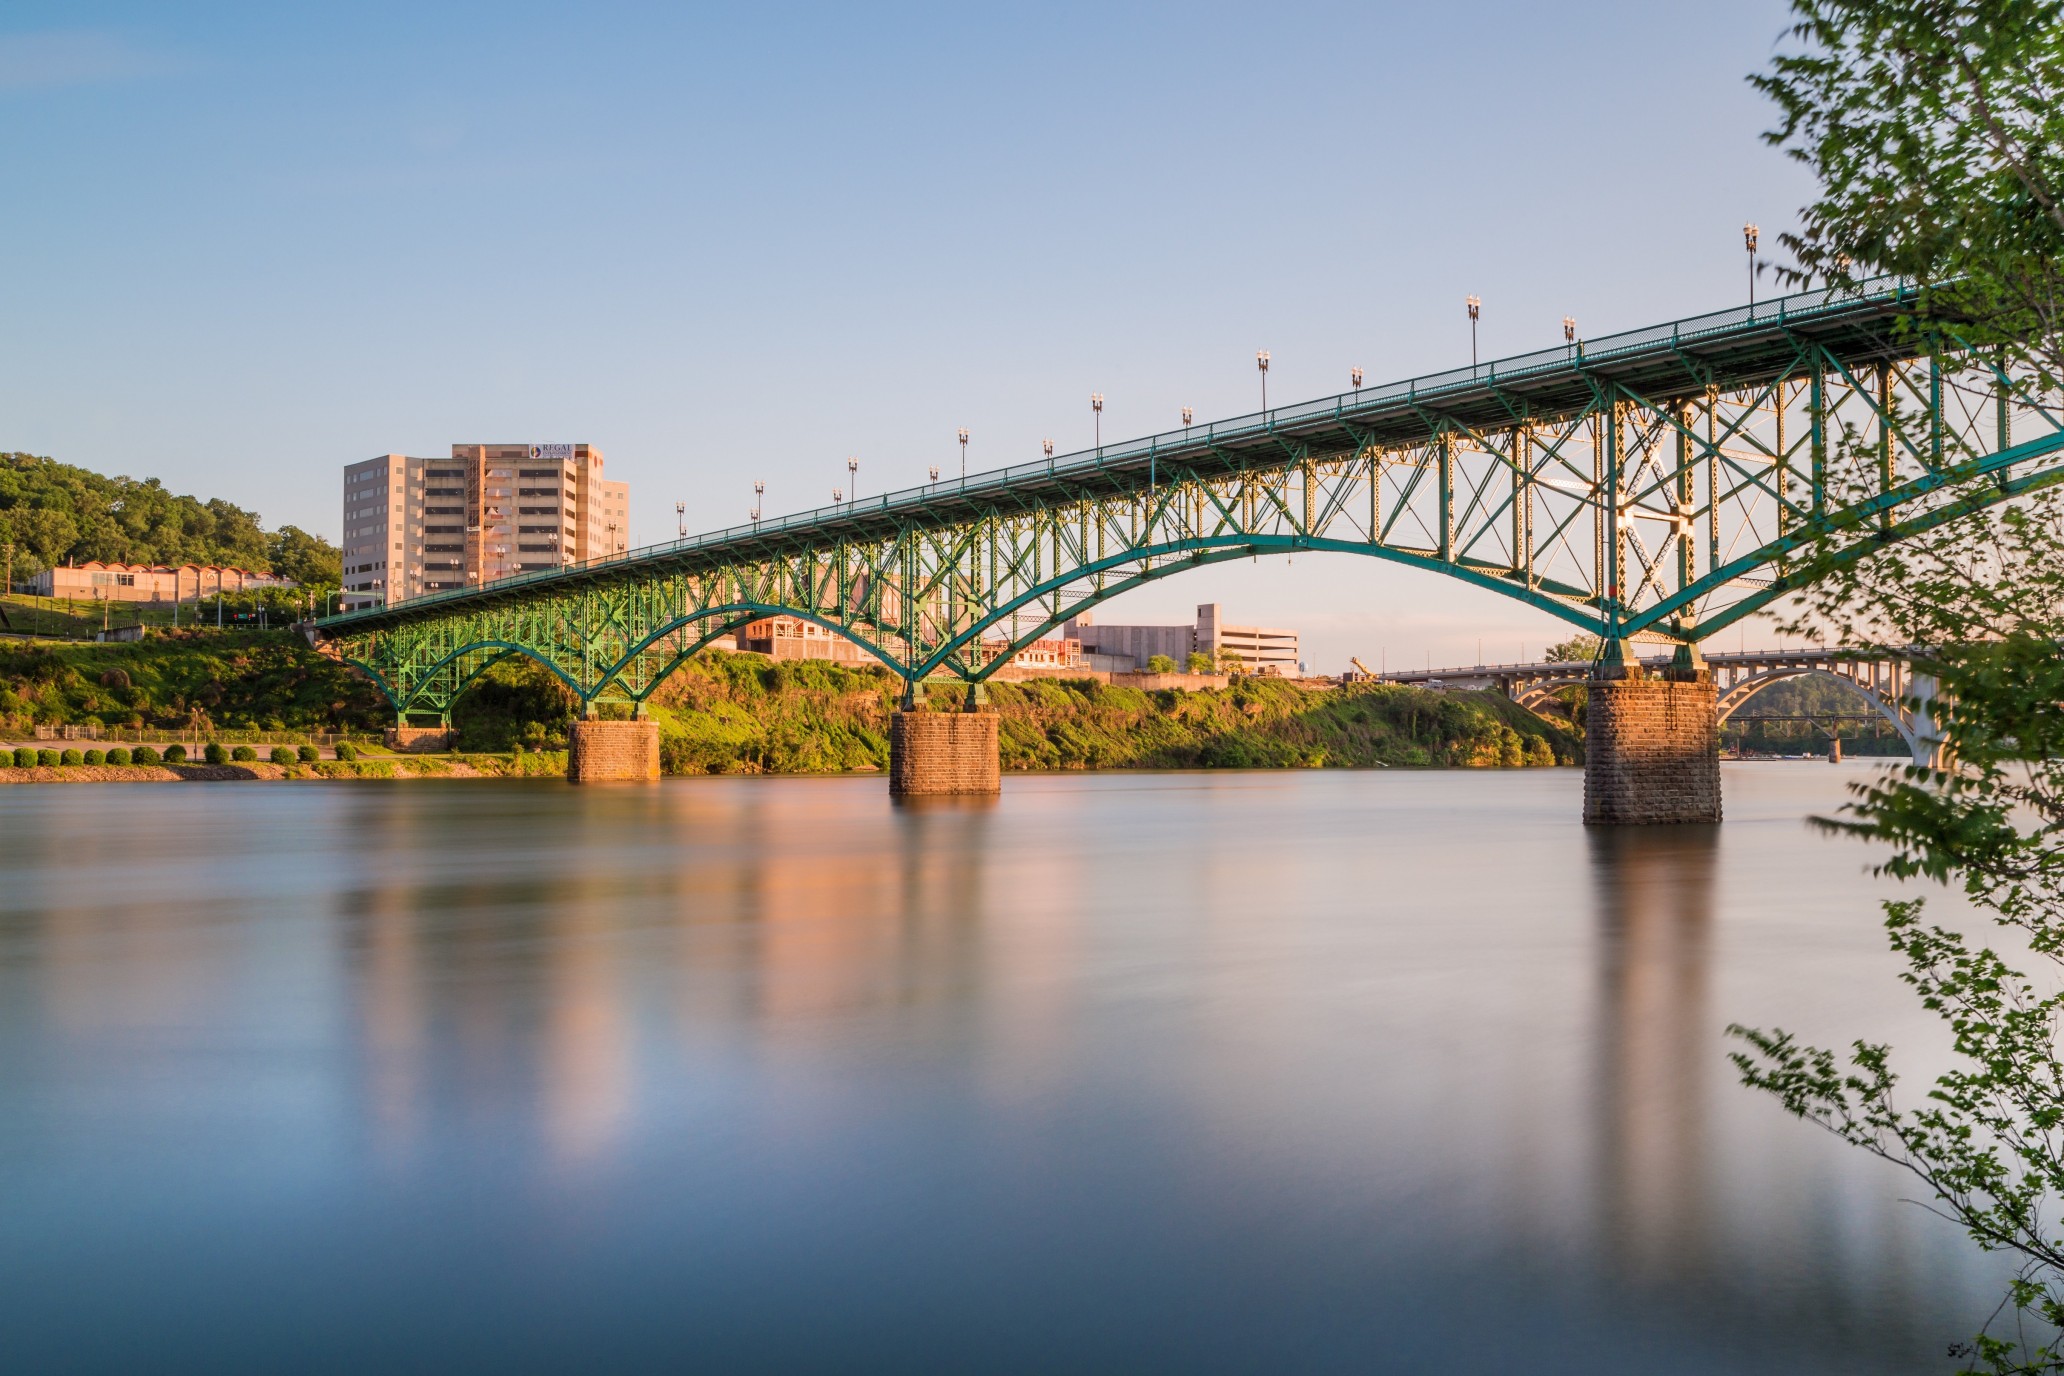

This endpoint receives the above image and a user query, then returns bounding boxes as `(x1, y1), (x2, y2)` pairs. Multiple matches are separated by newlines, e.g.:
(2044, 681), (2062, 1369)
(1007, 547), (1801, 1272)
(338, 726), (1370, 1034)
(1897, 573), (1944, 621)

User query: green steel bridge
(312, 278), (2064, 724)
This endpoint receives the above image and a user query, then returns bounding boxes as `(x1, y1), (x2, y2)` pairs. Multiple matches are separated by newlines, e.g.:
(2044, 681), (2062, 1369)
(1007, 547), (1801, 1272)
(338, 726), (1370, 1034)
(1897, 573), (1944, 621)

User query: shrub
(232, 745), (258, 762)
(335, 742), (358, 763)
(164, 744), (188, 764)
(83, 749), (105, 765)
(204, 743), (228, 765)
(1146, 654), (1178, 674)
(297, 744), (318, 763)
(106, 747), (131, 766)
(12, 747), (31, 768)
(59, 749), (82, 767)
(39, 749), (62, 767)
(132, 745), (161, 766)
(270, 746), (295, 765)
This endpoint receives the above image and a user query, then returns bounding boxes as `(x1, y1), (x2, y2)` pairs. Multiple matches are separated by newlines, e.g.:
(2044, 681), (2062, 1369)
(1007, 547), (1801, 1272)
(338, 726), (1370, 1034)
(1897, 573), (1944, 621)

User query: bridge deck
(320, 279), (1920, 634)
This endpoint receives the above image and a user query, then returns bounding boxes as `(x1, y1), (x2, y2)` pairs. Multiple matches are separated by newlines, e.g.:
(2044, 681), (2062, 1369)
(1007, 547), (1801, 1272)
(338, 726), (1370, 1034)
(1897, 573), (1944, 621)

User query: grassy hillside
(0, 632), (388, 736)
(452, 654), (1580, 774)
(2, 637), (1581, 773)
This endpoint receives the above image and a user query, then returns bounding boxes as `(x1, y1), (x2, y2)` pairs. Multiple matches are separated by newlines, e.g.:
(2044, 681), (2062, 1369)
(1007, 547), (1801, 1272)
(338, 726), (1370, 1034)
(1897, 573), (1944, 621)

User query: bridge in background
(1381, 646), (1941, 766)
(307, 278), (2058, 815)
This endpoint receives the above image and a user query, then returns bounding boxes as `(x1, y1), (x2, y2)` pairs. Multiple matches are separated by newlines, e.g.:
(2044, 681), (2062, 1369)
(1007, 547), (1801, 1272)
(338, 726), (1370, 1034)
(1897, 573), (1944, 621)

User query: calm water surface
(0, 766), (2000, 1372)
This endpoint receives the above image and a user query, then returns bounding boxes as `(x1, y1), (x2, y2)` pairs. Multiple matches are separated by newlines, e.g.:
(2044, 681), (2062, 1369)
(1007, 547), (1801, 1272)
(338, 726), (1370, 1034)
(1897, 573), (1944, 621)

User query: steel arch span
(311, 278), (2064, 723)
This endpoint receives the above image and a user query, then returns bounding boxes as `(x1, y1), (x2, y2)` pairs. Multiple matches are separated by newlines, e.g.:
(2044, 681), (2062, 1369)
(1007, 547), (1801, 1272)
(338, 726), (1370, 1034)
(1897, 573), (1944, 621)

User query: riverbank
(0, 753), (567, 783)
(3, 639), (1583, 780)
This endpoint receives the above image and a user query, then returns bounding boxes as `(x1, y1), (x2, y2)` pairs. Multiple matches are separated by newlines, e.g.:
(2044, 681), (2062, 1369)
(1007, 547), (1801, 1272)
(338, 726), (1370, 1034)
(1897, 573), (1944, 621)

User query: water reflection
(0, 771), (2009, 1373)
(1589, 823), (1717, 1290)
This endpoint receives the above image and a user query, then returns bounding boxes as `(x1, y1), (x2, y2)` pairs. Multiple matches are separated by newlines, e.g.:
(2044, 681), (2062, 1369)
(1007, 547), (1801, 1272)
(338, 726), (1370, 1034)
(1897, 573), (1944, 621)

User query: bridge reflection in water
(0, 771), (2013, 1372)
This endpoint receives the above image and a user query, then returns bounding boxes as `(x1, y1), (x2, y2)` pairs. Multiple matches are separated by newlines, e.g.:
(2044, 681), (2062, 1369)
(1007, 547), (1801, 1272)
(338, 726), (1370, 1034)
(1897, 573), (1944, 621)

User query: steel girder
(314, 286), (2064, 724)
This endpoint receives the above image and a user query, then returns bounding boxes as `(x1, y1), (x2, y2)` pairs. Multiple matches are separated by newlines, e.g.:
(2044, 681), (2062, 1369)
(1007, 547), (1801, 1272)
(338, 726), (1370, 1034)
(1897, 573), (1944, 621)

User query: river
(0, 766), (2002, 1372)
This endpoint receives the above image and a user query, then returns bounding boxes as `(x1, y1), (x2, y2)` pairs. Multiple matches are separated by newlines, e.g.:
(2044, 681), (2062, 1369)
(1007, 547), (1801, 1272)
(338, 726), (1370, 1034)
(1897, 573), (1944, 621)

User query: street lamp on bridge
(957, 427), (969, 480)
(1744, 223), (1759, 305)
(1466, 296), (1481, 368)
(928, 466), (939, 484)
(752, 481), (764, 528)
(1256, 350), (1270, 411)
(1350, 367), (1362, 401)
(847, 457), (858, 508)
(1090, 394), (1103, 450)
(1181, 406), (1193, 434)
(1042, 438), (1054, 468)
(1564, 315), (1576, 345)
(675, 501), (686, 538)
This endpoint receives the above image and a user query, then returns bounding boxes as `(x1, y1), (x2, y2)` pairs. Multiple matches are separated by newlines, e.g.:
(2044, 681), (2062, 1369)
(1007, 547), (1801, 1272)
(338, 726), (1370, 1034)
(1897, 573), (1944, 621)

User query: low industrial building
(28, 561), (297, 604)
(1063, 603), (1300, 675)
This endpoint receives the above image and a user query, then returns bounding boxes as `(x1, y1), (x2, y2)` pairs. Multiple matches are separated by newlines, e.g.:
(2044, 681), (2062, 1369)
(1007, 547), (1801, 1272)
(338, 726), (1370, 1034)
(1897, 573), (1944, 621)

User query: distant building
(342, 443), (630, 608)
(1063, 603), (1300, 676)
(29, 561), (295, 604)
(981, 636), (1083, 675)
(739, 615), (871, 664)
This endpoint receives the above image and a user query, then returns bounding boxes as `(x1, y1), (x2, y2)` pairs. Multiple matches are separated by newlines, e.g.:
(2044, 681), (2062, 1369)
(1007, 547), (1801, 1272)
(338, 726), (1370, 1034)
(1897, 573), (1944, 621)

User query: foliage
(37, 749), (57, 767)
(297, 744), (318, 763)
(1542, 635), (1600, 663)
(1146, 654), (1178, 673)
(231, 745), (257, 763)
(1754, 0), (2064, 384)
(450, 658), (577, 752)
(1186, 652), (1213, 673)
(59, 749), (80, 766)
(12, 746), (30, 767)
(204, 743), (227, 765)
(163, 744), (186, 764)
(83, 749), (103, 765)
(335, 742), (357, 763)
(131, 745), (159, 765)
(105, 748), (128, 766)
(269, 746), (294, 765)
(1730, 8), (2064, 1368)
(0, 634), (387, 736)
(0, 452), (339, 589)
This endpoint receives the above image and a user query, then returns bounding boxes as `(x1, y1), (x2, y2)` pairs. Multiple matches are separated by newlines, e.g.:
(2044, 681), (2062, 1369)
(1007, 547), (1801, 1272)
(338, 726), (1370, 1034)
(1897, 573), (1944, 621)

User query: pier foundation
(889, 710), (1000, 797)
(386, 726), (452, 753)
(1582, 651), (1721, 825)
(567, 718), (661, 783)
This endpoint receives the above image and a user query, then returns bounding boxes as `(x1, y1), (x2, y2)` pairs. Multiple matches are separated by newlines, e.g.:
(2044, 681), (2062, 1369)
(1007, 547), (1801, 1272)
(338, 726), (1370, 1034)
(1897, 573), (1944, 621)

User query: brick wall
(567, 718), (661, 783)
(1583, 673), (1721, 825)
(889, 711), (1001, 796)
(386, 726), (452, 753)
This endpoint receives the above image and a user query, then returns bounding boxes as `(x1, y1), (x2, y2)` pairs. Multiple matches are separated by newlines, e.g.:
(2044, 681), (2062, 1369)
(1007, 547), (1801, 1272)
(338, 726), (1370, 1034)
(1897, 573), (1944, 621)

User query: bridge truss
(315, 279), (2064, 722)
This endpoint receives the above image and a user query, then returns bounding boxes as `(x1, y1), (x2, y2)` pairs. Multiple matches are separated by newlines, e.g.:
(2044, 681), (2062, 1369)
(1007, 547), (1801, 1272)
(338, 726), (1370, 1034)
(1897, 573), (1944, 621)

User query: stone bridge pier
(889, 687), (1001, 797)
(567, 716), (661, 783)
(1583, 644), (1721, 826)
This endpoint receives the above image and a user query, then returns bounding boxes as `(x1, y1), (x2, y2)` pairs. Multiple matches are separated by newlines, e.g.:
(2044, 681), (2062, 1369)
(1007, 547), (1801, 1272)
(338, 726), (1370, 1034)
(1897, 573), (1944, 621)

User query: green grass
(0, 631), (389, 736)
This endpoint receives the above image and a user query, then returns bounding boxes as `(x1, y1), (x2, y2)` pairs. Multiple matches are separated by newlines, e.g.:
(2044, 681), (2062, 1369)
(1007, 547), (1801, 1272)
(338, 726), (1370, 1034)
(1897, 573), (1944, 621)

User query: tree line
(0, 452), (338, 588)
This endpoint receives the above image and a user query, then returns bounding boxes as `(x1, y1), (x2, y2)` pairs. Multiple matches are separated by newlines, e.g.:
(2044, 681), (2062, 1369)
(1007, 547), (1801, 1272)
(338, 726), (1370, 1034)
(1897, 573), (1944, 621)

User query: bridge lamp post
(1043, 438), (1055, 473)
(752, 481), (764, 529)
(1090, 394), (1103, 450)
(1563, 316), (1576, 345)
(957, 428), (969, 482)
(1350, 366), (1363, 401)
(847, 457), (858, 508)
(1744, 223), (1759, 305)
(1181, 406), (1193, 435)
(1466, 297), (1481, 369)
(928, 466), (939, 485)
(1256, 350), (1270, 411)
(832, 488), (842, 505)
(675, 501), (685, 538)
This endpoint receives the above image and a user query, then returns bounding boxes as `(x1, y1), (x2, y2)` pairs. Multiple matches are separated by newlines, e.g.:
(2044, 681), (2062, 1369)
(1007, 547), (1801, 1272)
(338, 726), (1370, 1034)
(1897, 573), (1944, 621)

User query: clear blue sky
(1, 1), (1817, 670)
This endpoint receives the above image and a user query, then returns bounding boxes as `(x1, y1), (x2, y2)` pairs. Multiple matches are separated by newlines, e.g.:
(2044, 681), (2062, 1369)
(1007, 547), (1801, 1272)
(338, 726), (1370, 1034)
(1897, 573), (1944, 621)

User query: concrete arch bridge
(1382, 646), (1942, 767)
(308, 278), (2060, 819)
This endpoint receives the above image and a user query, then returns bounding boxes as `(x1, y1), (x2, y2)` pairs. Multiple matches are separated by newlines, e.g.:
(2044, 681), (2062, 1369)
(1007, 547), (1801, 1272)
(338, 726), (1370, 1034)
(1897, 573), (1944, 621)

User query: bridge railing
(321, 276), (1912, 628)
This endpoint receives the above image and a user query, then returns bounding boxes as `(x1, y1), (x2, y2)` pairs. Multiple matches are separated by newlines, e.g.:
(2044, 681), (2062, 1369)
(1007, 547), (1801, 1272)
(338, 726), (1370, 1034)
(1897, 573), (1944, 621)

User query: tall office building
(341, 443), (629, 607)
